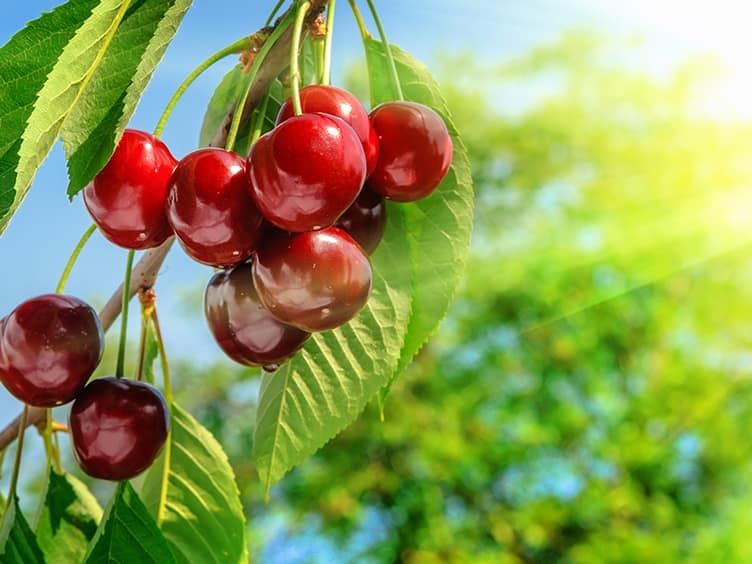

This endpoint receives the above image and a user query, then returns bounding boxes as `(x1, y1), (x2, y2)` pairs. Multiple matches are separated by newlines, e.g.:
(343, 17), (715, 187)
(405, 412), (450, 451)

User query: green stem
(41, 409), (62, 473)
(250, 93), (272, 144)
(322, 0), (336, 85)
(364, 0), (403, 100)
(150, 307), (172, 526)
(265, 0), (287, 26)
(136, 309), (149, 382)
(314, 38), (326, 84)
(226, 7), (297, 151)
(55, 223), (97, 295)
(153, 36), (251, 138)
(290, 1), (311, 116)
(115, 250), (135, 379)
(347, 0), (369, 40)
(6, 406), (28, 504)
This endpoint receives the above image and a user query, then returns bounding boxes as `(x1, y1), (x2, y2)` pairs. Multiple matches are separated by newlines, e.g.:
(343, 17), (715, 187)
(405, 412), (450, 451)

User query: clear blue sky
(0, 0), (747, 429)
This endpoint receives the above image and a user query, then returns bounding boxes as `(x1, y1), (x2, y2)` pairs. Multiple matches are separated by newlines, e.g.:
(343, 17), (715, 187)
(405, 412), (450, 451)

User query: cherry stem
(150, 306), (172, 527)
(6, 405), (28, 505)
(55, 223), (97, 295)
(347, 0), (369, 41)
(153, 36), (252, 138)
(115, 250), (136, 379)
(290, 1), (311, 116)
(226, 7), (297, 152)
(136, 288), (156, 382)
(265, 0), (287, 27)
(250, 93), (272, 144)
(40, 409), (62, 473)
(322, 0), (336, 85)
(364, 0), (403, 100)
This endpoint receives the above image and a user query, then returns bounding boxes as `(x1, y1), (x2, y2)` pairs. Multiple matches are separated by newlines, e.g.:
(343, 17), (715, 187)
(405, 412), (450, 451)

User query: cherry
(0, 295), (103, 407)
(69, 377), (169, 481)
(367, 101), (453, 202)
(247, 113), (366, 232)
(166, 148), (264, 268)
(335, 188), (387, 255)
(252, 227), (372, 332)
(205, 263), (310, 367)
(276, 85), (379, 176)
(83, 129), (177, 250)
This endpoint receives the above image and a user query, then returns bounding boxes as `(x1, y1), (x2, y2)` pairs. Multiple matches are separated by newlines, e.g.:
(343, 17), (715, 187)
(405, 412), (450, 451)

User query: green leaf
(141, 404), (247, 564)
(0, 496), (45, 564)
(364, 38), (474, 390)
(199, 66), (284, 155)
(252, 42), (473, 487)
(83, 481), (174, 564)
(35, 470), (102, 563)
(62, 0), (193, 197)
(0, 0), (131, 235)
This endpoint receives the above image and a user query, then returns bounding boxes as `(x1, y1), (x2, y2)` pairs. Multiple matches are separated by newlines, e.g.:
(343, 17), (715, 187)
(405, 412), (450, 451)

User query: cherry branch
(0, 1), (331, 453)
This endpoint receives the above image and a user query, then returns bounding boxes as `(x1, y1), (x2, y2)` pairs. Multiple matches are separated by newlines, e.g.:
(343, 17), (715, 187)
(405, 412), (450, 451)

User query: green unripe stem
(115, 250), (135, 379)
(55, 223), (97, 295)
(265, 0), (287, 27)
(347, 0), (369, 41)
(364, 0), (403, 100)
(150, 306), (172, 527)
(322, 0), (336, 85)
(290, 1), (312, 116)
(6, 405), (28, 508)
(250, 93), (272, 144)
(153, 36), (251, 138)
(226, 8), (298, 152)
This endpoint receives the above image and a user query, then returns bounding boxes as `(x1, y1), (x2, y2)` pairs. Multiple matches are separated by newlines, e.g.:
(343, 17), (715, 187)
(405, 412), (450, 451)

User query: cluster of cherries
(0, 84), (451, 482)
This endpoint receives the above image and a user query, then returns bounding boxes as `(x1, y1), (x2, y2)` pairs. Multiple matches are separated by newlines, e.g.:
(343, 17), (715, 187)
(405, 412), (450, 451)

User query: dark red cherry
(0, 295), (103, 407)
(276, 85), (379, 176)
(335, 188), (386, 255)
(166, 148), (264, 268)
(205, 263), (310, 367)
(83, 129), (177, 250)
(69, 377), (169, 481)
(367, 101), (453, 202)
(252, 227), (372, 332)
(247, 113), (366, 232)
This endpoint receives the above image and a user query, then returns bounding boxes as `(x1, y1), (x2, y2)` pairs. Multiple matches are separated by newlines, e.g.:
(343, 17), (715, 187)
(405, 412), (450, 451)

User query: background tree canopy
(62, 31), (752, 562)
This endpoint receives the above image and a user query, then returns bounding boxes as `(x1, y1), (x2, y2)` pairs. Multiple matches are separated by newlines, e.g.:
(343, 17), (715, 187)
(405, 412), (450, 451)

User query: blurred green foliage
(174, 33), (752, 562)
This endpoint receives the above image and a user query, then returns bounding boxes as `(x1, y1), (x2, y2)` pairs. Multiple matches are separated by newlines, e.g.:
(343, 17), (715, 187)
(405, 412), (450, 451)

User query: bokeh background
(3, 0), (752, 561)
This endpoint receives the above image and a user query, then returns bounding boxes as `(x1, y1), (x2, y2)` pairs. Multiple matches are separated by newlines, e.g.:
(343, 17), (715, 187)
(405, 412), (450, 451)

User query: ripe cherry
(69, 377), (169, 481)
(276, 85), (379, 176)
(0, 295), (103, 407)
(252, 227), (372, 332)
(247, 113), (366, 232)
(83, 129), (177, 250)
(205, 263), (310, 367)
(367, 101), (453, 202)
(166, 148), (264, 268)
(335, 188), (387, 255)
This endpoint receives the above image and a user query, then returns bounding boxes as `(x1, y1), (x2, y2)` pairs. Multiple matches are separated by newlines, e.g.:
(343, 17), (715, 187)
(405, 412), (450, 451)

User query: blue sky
(0, 0), (749, 429)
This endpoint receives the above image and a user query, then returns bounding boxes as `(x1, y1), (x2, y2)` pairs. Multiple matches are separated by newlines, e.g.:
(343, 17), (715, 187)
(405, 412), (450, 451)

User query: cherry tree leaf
(141, 403), (248, 564)
(36, 470), (102, 564)
(0, 497), (45, 564)
(251, 42), (473, 489)
(62, 0), (192, 197)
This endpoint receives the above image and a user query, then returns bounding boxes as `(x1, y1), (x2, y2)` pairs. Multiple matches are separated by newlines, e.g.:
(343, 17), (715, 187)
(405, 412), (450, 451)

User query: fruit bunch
(0, 79), (451, 483)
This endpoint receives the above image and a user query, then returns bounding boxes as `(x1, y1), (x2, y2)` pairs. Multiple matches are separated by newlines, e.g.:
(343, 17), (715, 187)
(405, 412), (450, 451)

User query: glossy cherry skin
(247, 113), (367, 232)
(205, 263), (310, 368)
(252, 227), (372, 332)
(277, 85), (379, 176)
(367, 101), (453, 202)
(335, 188), (386, 255)
(69, 377), (169, 481)
(83, 129), (177, 250)
(0, 295), (103, 407)
(166, 148), (265, 268)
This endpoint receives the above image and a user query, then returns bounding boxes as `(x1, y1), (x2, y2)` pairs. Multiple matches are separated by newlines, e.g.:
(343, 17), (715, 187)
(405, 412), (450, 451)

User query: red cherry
(247, 113), (366, 232)
(367, 101), (453, 202)
(0, 295), (103, 407)
(252, 227), (372, 332)
(69, 377), (169, 481)
(166, 148), (264, 268)
(83, 129), (177, 250)
(205, 263), (310, 368)
(335, 188), (387, 255)
(277, 85), (379, 176)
